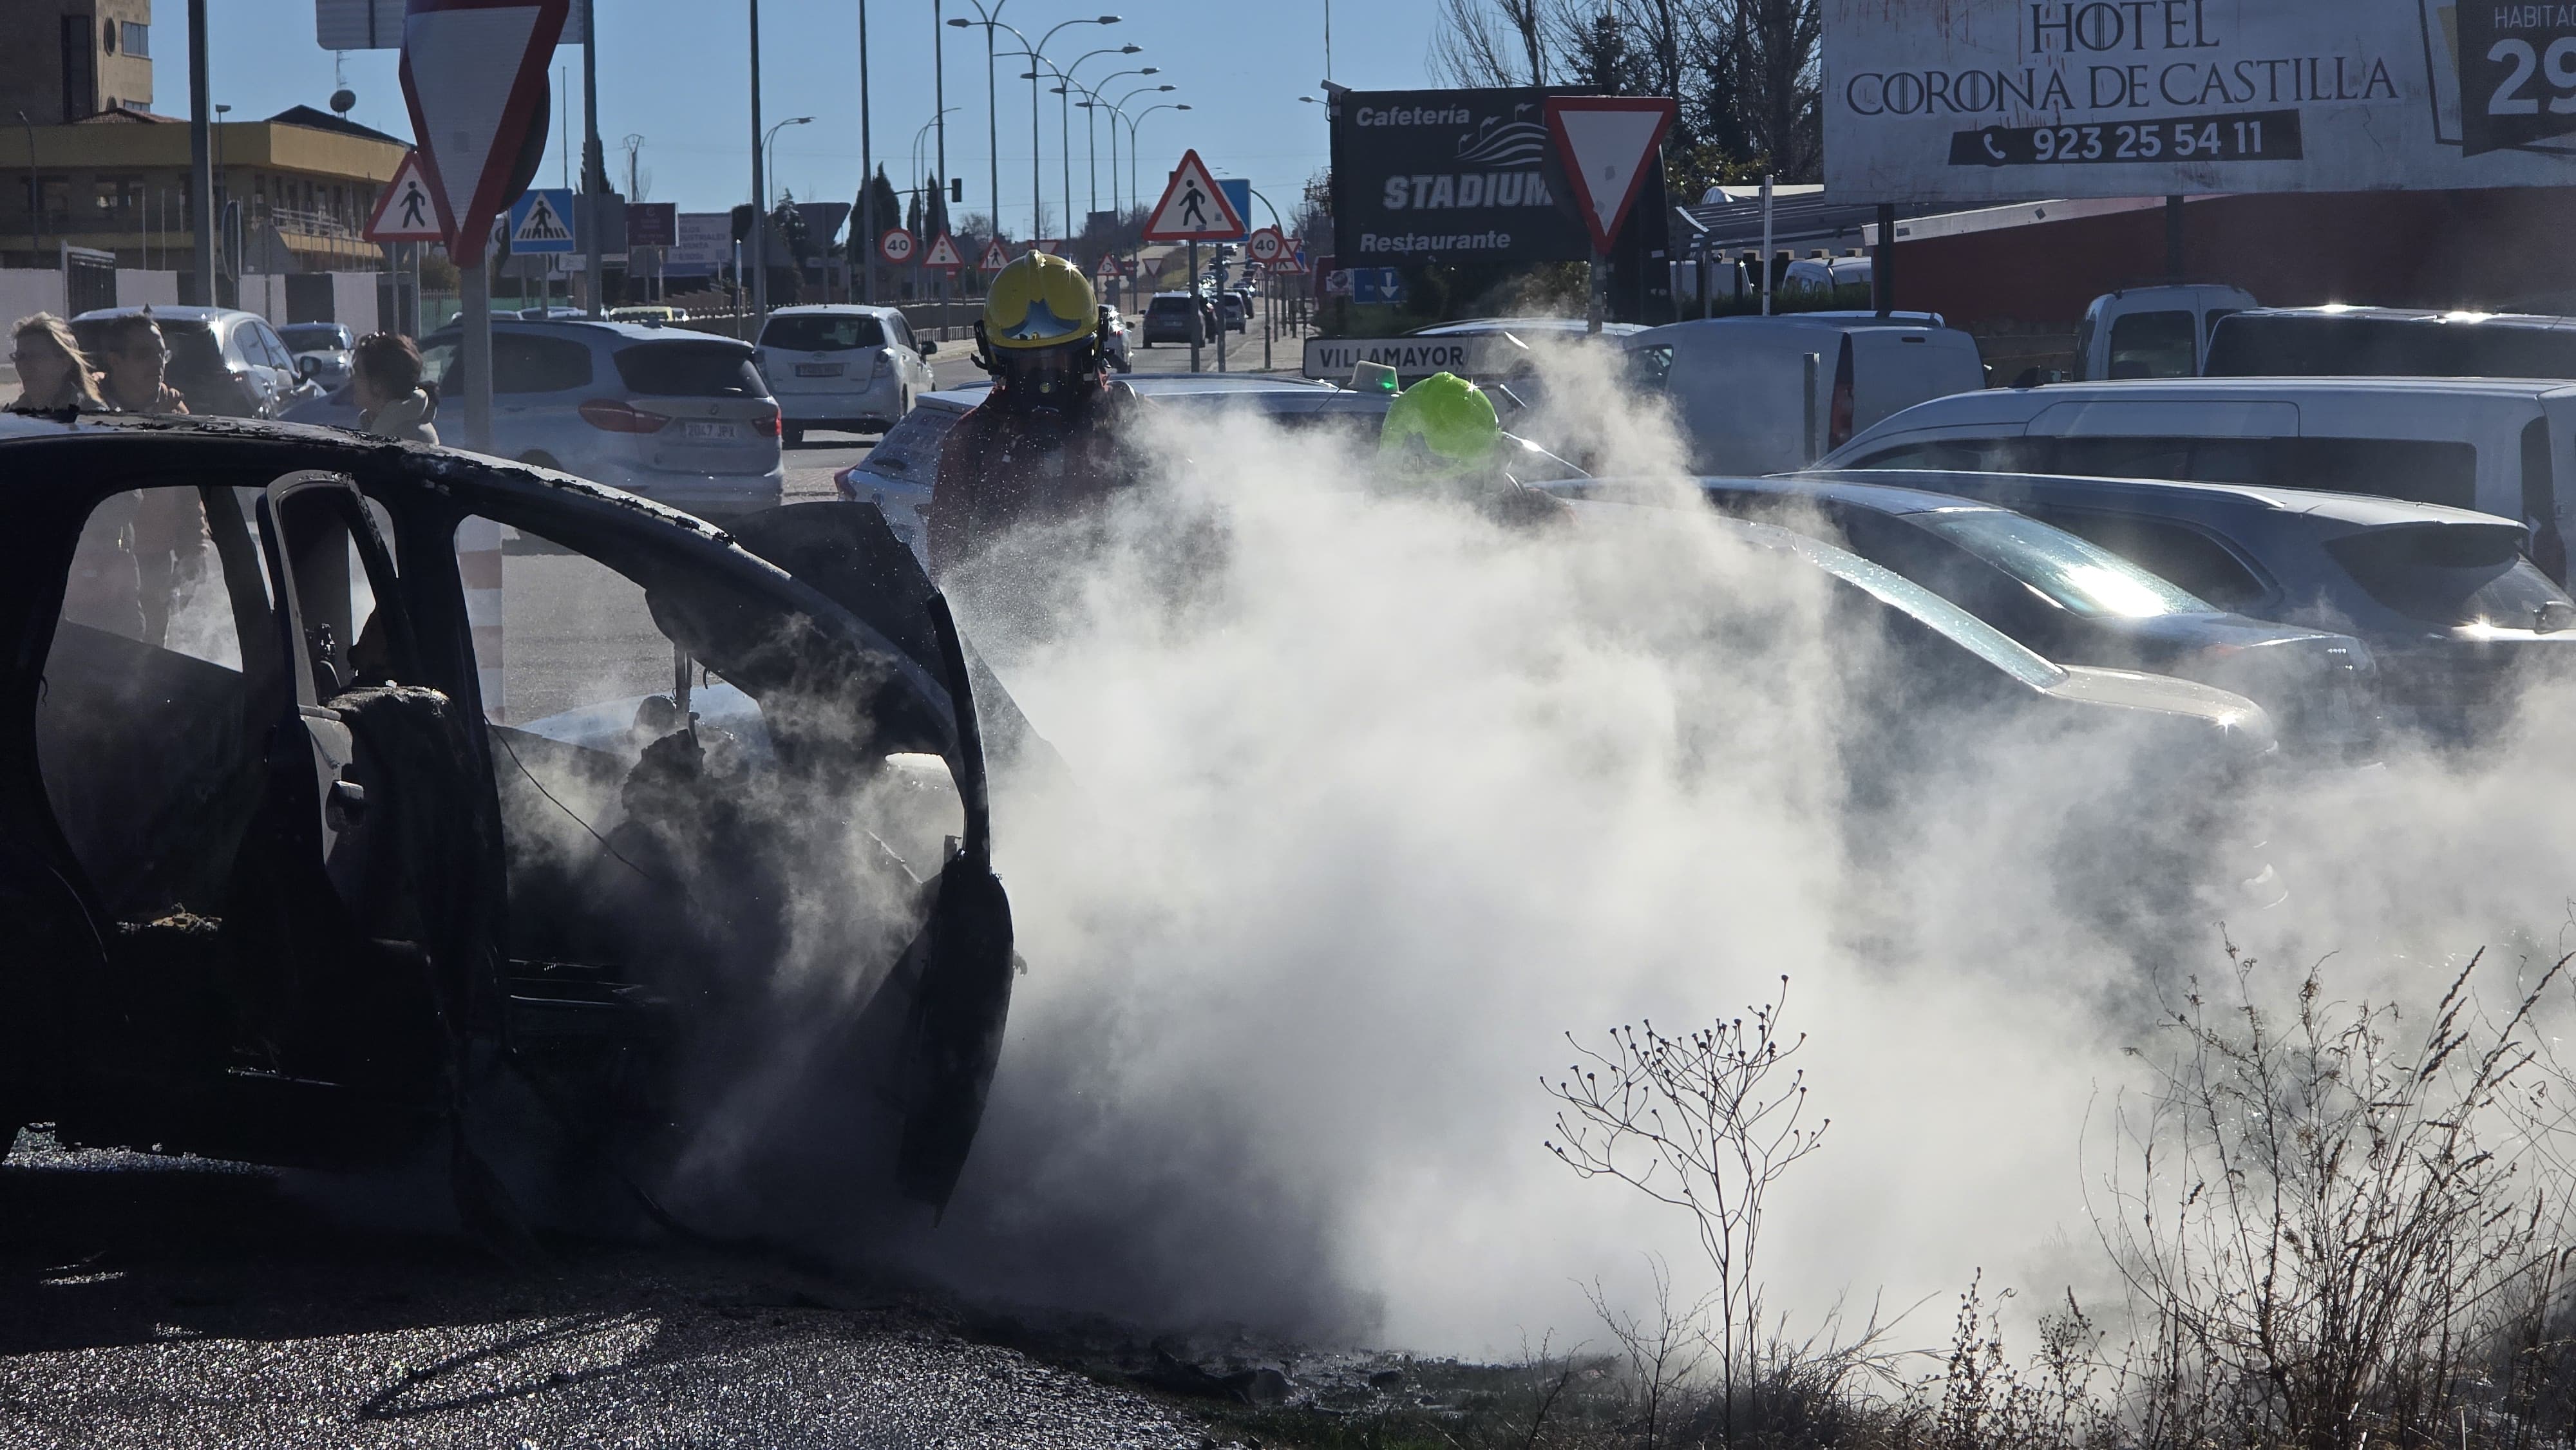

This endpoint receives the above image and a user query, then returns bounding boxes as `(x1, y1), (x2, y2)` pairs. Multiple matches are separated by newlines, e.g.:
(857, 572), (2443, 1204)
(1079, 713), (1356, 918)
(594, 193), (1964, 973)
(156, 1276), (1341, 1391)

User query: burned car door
(723, 502), (1023, 1211)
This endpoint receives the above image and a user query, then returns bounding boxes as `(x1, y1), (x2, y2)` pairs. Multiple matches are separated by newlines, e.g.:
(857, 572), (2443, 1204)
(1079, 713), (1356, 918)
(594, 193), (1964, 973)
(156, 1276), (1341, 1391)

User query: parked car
(838, 374), (1456, 565)
(277, 321), (355, 390)
(0, 410), (1018, 1227)
(1569, 502), (2278, 901)
(1101, 304), (1133, 373)
(1141, 292), (1205, 347)
(753, 304), (936, 444)
(285, 317), (785, 522)
(2073, 283), (2257, 381)
(1623, 314), (1986, 475)
(71, 305), (317, 419)
(1814, 467), (2576, 740)
(1562, 474), (2380, 759)
(1819, 376), (2576, 582)
(2204, 306), (2576, 381)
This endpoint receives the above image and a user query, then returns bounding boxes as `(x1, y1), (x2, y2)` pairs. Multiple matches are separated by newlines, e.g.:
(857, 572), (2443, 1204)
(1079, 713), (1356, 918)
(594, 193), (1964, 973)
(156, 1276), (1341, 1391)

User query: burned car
(0, 410), (1016, 1232)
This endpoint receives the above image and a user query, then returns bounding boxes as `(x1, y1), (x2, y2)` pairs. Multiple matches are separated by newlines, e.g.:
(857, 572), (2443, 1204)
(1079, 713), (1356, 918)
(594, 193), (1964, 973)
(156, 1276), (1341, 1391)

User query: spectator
(350, 332), (439, 445)
(94, 311), (190, 415)
(8, 313), (108, 413)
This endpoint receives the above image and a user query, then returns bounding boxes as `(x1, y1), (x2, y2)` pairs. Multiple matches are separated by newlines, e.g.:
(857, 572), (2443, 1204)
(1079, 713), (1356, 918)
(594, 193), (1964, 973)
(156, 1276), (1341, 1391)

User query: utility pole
(934, 0), (948, 334)
(858, 0), (874, 303)
(749, 0), (768, 334)
(582, 0), (605, 315)
(187, 0), (213, 306)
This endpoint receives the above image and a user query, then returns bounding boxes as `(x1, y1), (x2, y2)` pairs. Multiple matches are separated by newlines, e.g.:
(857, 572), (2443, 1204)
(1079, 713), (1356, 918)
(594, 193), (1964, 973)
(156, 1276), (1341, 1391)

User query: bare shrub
(2094, 944), (2573, 1450)
(1545, 975), (1831, 1445)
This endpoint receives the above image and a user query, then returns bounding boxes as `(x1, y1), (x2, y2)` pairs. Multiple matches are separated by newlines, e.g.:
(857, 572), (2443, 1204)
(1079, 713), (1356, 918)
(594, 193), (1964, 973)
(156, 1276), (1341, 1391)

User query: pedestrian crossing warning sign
(1140, 149), (1244, 244)
(976, 238), (1011, 272)
(365, 152), (446, 244)
(507, 189), (576, 254)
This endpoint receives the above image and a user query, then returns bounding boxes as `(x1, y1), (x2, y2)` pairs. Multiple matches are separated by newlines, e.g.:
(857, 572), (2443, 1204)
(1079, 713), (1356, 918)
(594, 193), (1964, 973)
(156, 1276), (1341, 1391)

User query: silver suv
(287, 318), (786, 521)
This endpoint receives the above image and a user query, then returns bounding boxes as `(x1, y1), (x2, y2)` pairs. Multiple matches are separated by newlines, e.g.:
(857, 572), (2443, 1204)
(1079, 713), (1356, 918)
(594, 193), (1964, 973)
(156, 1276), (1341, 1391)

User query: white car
(754, 304), (936, 444)
(1102, 305), (1133, 373)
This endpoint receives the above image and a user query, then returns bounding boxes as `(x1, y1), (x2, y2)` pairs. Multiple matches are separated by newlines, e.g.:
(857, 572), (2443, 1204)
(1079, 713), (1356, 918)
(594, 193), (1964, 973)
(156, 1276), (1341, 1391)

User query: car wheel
(783, 426), (804, 447)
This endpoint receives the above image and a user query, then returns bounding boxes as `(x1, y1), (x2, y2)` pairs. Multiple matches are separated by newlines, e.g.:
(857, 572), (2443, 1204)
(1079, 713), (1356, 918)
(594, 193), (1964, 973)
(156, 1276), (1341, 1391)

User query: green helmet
(1379, 372), (1501, 479)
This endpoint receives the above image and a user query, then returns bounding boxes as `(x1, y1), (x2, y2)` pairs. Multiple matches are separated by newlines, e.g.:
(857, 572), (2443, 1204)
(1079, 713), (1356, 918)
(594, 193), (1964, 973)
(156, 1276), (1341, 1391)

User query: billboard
(667, 211), (733, 276)
(1823, 1), (2576, 203)
(1330, 86), (1591, 265)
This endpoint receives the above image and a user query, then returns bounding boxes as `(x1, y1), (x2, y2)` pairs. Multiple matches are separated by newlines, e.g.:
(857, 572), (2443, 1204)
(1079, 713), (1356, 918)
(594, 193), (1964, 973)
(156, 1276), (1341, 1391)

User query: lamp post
(998, 16), (1117, 238)
(758, 113), (810, 329)
(15, 111), (34, 265)
(945, 0), (1014, 237)
(748, 0), (766, 328)
(1124, 100), (1186, 216)
(857, 0), (875, 303)
(1088, 67), (1155, 212)
(1054, 44), (1137, 227)
(1107, 83), (1173, 216)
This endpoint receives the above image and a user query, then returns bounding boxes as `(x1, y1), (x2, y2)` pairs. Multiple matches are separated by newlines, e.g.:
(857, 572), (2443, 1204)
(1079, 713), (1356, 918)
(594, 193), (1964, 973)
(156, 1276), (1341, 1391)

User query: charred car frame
(0, 412), (1016, 1228)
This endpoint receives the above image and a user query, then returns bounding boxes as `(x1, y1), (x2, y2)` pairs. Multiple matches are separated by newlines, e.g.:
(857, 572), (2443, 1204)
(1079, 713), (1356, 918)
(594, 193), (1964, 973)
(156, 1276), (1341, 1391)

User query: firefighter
(929, 252), (1137, 578)
(1378, 371), (1568, 523)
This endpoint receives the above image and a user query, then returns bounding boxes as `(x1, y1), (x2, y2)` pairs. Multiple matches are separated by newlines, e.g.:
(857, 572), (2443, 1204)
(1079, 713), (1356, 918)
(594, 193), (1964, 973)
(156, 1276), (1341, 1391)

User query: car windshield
(1913, 507), (2217, 617)
(614, 342), (766, 397)
(279, 325), (348, 352)
(759, 314), (886, 352)
(1772, 528), (2069, 690)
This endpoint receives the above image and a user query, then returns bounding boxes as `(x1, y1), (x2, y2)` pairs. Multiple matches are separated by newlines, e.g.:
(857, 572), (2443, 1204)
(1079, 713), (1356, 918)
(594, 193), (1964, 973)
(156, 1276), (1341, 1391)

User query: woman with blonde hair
(8, 312), (108, 413)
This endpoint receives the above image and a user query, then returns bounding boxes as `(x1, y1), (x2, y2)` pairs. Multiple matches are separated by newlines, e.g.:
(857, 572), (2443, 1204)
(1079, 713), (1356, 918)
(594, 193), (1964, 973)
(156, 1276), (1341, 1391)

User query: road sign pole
(462, 260), (494, 449)
(1187, 240), (1199, 373)
(581, 0), (603, 315)
(1587, 246), (1607, 335)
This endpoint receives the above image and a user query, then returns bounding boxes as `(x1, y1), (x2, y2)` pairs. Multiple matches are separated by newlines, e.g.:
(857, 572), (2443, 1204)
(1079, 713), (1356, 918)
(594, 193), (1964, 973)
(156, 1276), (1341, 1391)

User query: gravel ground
(0, 1133), (1212, 1449)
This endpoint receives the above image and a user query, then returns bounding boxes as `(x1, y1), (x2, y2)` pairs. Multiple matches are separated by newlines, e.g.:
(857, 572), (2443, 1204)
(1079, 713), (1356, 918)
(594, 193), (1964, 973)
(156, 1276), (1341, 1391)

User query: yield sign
(1030, 238), (1063, 256)
(1139, 149), (1245, 243)
(923, 231), (963, 270)
(365, 151), (445, 243)
(1543, 95), (1676, 254)
(399, 0), (571, 251)
(976, 238), (1010, 272)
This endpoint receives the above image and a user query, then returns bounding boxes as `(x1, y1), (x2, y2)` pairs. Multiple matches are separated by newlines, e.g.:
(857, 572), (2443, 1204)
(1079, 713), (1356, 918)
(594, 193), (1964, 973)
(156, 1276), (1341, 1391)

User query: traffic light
(949, 178), (963, 203)
(729, 203), (754, 243)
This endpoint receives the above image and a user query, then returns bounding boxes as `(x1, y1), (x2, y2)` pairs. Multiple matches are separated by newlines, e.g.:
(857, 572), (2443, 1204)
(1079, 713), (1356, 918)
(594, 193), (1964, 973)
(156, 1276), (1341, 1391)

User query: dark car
(1218, 291), (1247, 333)
(1567, 475), (2381, 759)
(1141, 292), (1204, 347)
(1, 410), (1019, 1235)
(1817, 468), (2576, 740)
(1570, 503), (2278, 908)
(72, 305), (316, 419)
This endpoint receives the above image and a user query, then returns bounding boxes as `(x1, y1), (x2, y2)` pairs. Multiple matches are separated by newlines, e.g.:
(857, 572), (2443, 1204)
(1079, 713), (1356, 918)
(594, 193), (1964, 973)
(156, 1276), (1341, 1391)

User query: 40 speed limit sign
(1822, 0), (2576, 202)
(879, 227), (917, 265)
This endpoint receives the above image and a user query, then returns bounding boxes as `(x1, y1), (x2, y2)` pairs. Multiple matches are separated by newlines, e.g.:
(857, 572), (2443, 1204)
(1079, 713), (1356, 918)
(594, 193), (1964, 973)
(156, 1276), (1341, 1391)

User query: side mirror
(298, 355), (321, 379)
(916, 337), (936, 358)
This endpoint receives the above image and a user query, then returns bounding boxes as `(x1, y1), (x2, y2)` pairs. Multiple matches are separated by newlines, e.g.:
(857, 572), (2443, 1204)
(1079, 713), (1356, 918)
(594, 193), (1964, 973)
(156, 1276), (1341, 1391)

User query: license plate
(795, 362), (843, 377)
(682, 420), (740, 440)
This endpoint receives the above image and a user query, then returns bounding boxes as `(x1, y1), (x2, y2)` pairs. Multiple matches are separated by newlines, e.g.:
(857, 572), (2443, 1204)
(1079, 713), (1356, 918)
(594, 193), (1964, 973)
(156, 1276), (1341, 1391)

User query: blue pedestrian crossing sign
(507, 189), (578, 254)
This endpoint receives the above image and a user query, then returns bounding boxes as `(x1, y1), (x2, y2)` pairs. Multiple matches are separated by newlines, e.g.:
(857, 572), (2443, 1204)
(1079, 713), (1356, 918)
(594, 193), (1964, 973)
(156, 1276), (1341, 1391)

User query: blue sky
(162, 0), (1454, 239)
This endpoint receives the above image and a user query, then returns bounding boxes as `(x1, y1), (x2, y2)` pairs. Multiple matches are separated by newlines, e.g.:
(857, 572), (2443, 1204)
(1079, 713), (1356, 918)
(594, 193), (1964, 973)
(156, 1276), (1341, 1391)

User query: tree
(923, 175), (951, 244)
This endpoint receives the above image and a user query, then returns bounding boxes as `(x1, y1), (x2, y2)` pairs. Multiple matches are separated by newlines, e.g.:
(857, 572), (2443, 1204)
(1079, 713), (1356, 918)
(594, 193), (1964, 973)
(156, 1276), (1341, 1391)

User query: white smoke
(876, 352), (2576, 1361)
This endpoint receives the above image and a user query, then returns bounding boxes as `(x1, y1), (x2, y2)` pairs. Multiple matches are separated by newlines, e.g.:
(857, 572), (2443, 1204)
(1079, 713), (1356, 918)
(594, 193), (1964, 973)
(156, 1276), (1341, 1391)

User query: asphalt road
(0, 1134), (1209, 1449)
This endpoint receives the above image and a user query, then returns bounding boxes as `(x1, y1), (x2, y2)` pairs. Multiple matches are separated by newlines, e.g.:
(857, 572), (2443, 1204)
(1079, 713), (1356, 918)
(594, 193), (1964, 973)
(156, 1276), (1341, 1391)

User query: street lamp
(945, 0), (1016, 238)
(1110, 86), (1177, 214)
(757, 114), (810, 328)
(1126, 101), (1186, 212)
(998, 15), (1117, 238)
(1086, 68), (1156, 212)
(1054, 44), (1138, 227)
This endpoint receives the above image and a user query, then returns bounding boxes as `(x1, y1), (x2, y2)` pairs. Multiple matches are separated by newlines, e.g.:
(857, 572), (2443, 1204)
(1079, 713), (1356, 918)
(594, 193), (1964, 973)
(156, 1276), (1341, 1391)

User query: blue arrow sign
(1214, 179), (1252, 245)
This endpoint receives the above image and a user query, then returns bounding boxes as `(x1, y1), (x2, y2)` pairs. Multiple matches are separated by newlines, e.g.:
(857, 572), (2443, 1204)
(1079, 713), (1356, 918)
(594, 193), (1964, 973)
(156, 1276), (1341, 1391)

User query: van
(2204, 306), (2576, 381)
(1817, 376), (2576, 581)
(1625, 314), (1986, 475)
(2074, 284), (2257, 381)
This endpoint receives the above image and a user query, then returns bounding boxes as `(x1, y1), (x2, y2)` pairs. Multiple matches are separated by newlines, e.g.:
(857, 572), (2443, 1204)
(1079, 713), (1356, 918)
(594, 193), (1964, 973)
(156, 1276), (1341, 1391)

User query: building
(0, 0), (156, 124)
(0, 106), (408, 281)
(0, 2), (402, 289)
